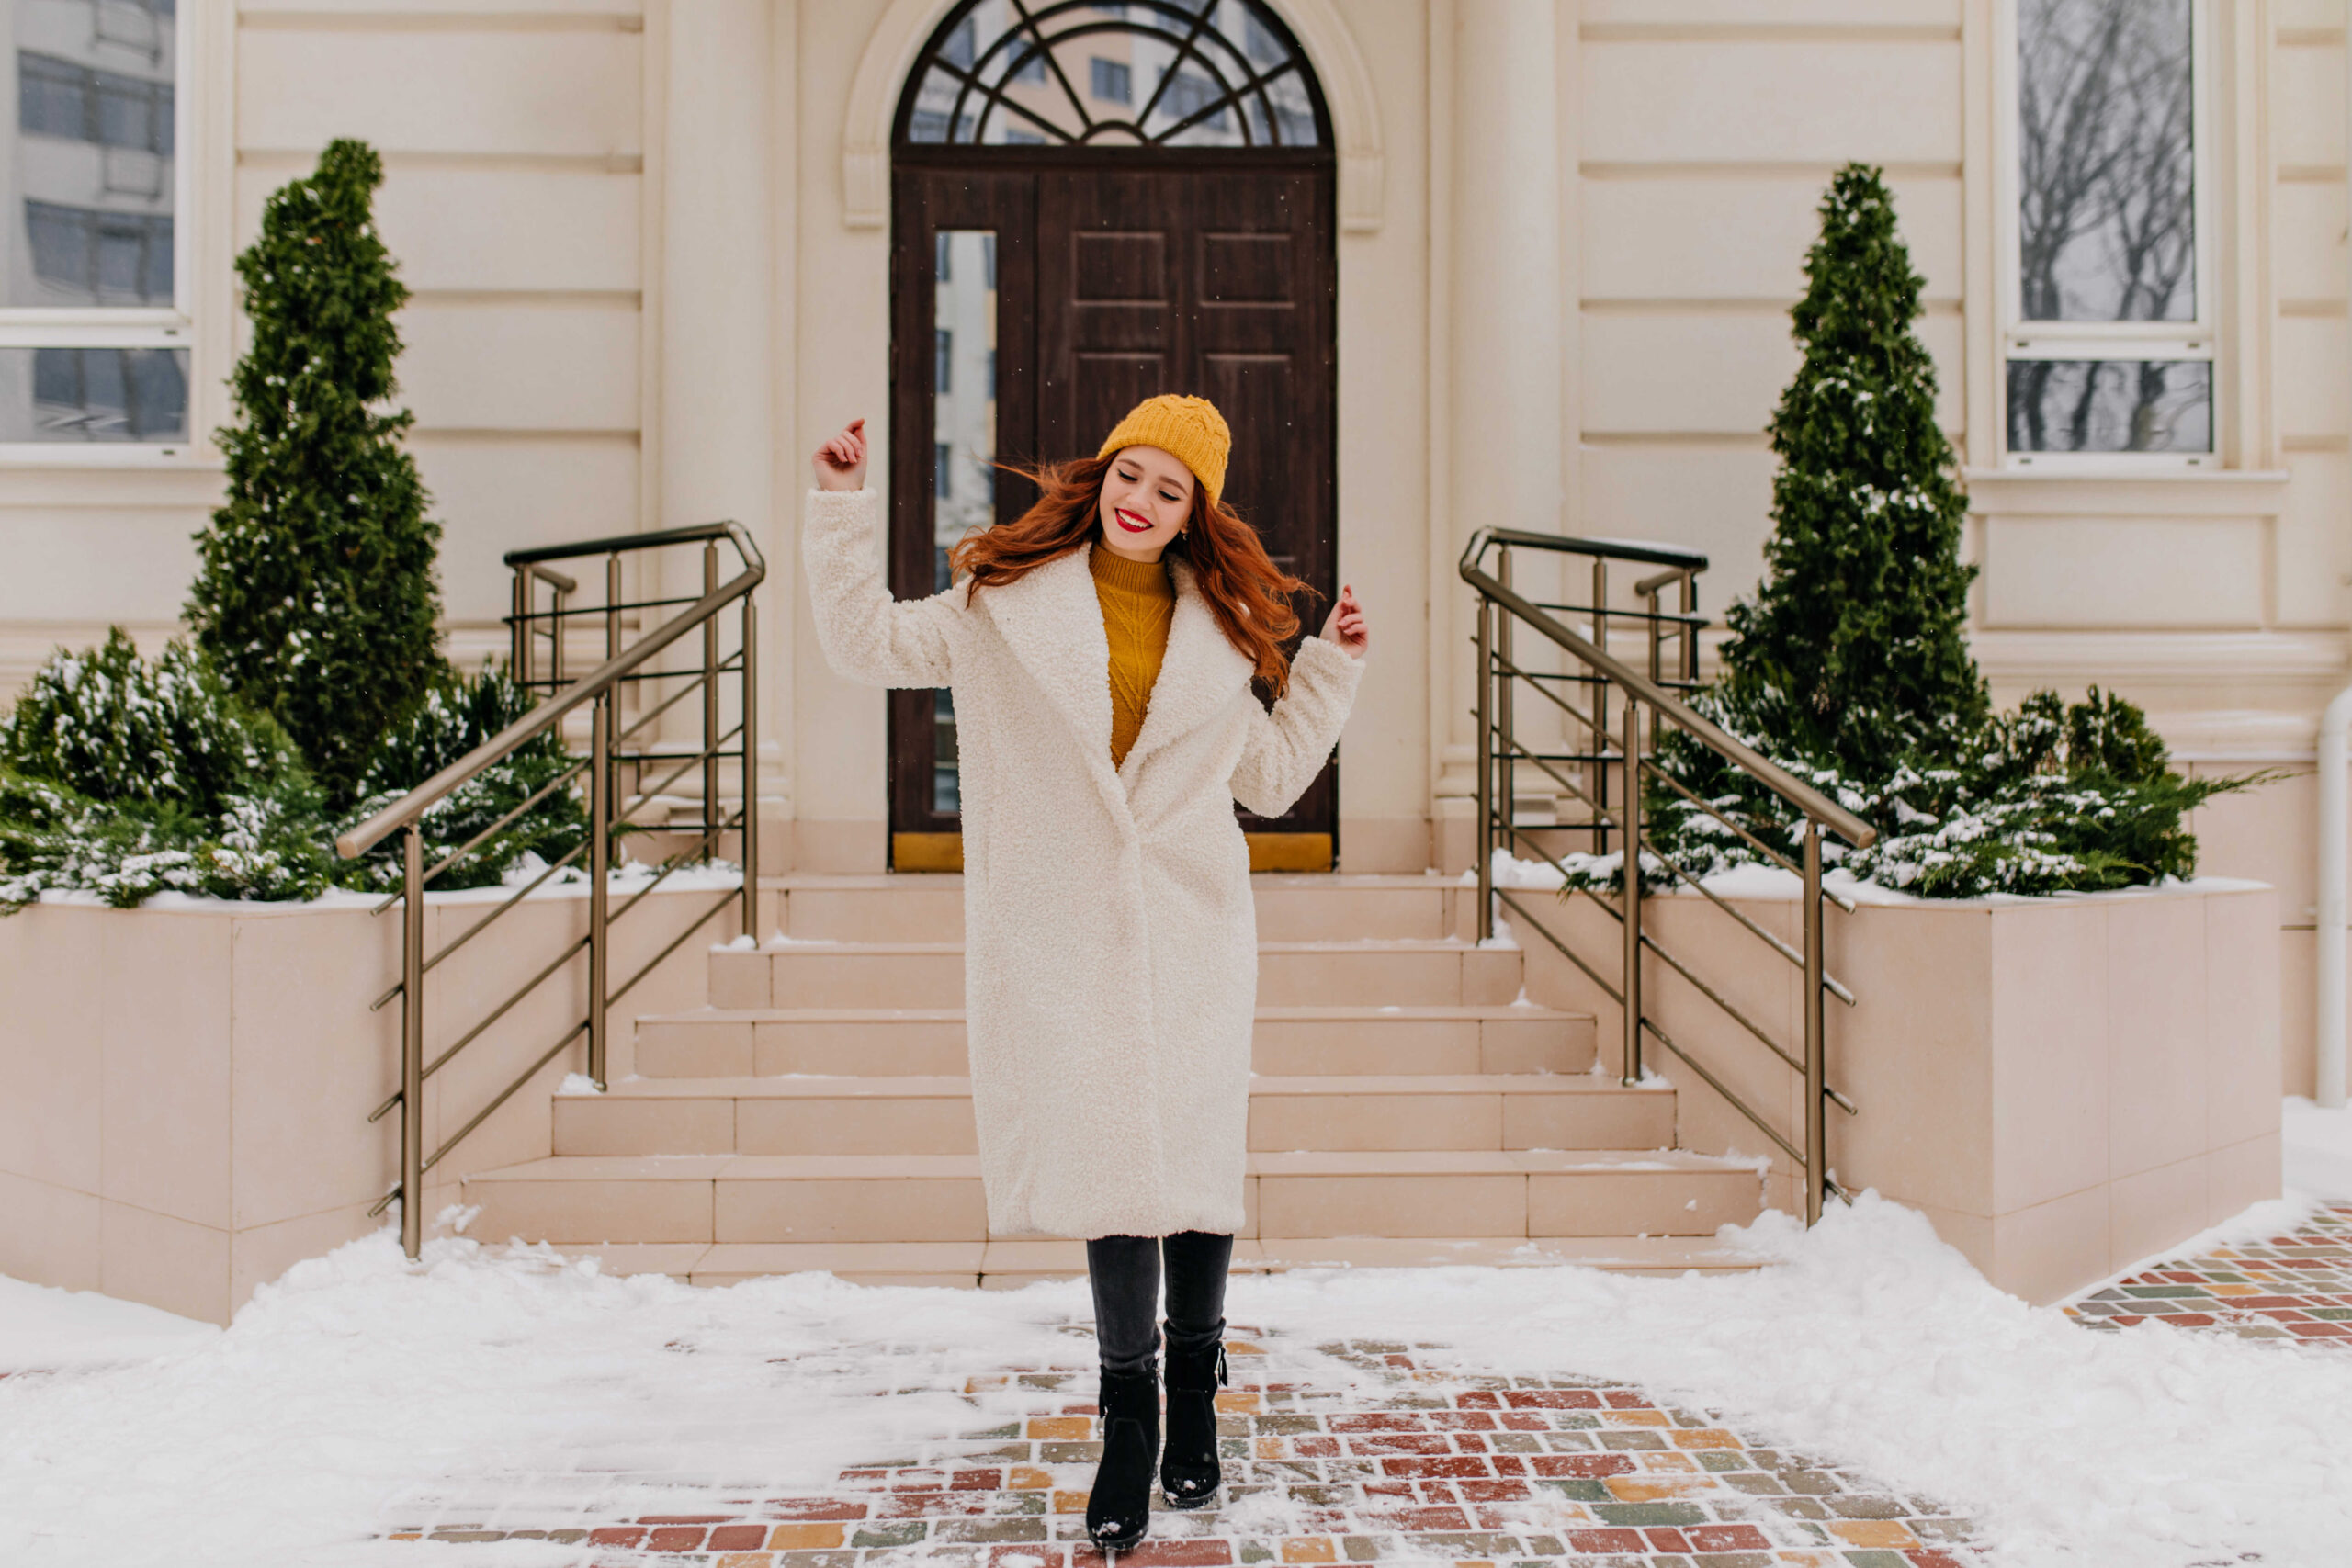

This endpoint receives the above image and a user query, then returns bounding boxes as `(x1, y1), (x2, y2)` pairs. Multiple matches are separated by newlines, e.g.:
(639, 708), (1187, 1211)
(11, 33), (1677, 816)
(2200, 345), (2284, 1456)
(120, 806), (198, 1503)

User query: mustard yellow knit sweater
(1089, 542), (1175, 767)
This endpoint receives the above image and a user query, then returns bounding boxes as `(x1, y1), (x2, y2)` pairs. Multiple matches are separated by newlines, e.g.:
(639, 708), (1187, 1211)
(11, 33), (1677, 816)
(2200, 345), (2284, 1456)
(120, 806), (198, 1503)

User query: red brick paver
(2068, 1201), (2352, 1343)
(376, 1332), (1987, 1566)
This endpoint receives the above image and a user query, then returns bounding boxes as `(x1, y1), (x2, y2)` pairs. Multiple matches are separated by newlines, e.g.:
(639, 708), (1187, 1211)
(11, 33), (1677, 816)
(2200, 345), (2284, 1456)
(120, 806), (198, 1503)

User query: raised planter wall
(1510, 879), (2282, 1304)
(0, 881), (741, 1325)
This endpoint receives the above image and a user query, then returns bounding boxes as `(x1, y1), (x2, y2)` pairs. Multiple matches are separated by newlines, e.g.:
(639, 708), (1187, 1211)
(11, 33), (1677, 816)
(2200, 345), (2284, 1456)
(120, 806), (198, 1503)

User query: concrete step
(708, 939), (1525, 1010)
(539, 1234), (1767, 1290)
(460, 1148), (1761, 1247)
(551, 1072), (1674, 1157)
(760, 873), (1476, 945)
(632, 1004), (1597, 1078)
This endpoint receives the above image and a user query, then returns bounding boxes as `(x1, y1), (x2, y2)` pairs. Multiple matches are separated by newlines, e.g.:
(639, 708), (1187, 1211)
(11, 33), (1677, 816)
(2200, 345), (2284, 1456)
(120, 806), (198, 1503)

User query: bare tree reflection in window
(2010, 0), (2202, 453)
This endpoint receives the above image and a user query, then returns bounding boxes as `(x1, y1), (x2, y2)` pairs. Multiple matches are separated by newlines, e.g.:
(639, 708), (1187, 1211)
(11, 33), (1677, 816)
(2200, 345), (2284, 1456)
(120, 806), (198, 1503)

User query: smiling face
(1097, 444), (1196, 562)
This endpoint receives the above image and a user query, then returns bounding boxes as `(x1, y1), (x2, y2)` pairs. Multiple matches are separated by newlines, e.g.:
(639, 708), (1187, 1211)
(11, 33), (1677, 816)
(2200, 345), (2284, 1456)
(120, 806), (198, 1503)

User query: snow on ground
(2286, 1095), (2352, 1199)
(0, 1275), (218, 1371)
(4, 1191), (2352, 1567)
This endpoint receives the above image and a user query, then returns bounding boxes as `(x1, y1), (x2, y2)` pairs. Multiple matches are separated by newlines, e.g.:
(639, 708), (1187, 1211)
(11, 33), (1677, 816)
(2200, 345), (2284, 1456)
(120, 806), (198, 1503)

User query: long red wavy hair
(947, 452), (1311, 694)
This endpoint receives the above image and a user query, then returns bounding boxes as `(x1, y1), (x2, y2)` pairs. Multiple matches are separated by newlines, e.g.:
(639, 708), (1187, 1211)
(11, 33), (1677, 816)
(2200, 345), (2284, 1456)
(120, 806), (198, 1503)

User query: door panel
(889, 153), (1335, 863)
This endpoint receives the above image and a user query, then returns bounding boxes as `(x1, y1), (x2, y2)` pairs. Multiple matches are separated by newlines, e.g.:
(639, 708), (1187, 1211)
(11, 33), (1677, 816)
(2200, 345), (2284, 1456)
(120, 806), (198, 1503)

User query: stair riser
(1255, 1017), (1596, 1077)
(635, 1014), (1598, 1078)
(553, 1088), (1672, 1157)
(1257, 1169), (1760, 1239)
(1250, 1093), (1673, 1154)
(1260, 950), (1523, 1008)
(636, 1018), (968, 1077)
(710, 947), (1527, 1010)
(465, 1168), (1757, 1245)
(554, 1096), (980, 1157)
(775, 886), (1461, 944)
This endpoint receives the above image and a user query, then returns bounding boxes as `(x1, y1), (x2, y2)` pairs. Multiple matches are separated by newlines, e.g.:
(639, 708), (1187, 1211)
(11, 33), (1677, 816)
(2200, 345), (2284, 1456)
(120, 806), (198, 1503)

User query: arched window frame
(894, 0), (1331, 152)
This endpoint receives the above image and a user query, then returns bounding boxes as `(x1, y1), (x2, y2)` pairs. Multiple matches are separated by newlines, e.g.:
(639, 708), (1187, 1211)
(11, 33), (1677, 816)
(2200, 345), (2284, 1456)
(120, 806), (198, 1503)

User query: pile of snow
(0, 1276), (218, 1372)
(2, 1195), (2348, 1566)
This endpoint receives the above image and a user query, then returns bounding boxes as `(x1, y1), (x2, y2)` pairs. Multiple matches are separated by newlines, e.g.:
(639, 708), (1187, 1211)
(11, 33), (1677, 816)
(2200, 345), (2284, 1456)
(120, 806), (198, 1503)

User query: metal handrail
(1460, 525), (1876, 1224)
(345, 521), (764, 1258)
(338, 524), (763, 856)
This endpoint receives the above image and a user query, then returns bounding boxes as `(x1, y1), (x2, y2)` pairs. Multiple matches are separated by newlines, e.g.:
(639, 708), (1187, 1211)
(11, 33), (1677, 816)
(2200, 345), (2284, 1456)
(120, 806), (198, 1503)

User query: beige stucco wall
(0, 880), (739, 1325)
(0, 0), (2342, 1074)
(1503, 877), (2282, 1304)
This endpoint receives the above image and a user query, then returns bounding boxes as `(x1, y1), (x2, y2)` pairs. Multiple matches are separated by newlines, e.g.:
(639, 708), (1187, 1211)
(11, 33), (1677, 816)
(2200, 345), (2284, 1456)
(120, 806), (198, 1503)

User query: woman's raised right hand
(813, 417), (869, 492)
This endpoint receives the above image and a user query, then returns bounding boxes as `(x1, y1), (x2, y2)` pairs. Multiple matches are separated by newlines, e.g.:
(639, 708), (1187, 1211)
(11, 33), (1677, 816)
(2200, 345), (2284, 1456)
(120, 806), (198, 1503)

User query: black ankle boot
(1159, 1337), (1227, 1508)
(1087, 1366), (1159, 1550)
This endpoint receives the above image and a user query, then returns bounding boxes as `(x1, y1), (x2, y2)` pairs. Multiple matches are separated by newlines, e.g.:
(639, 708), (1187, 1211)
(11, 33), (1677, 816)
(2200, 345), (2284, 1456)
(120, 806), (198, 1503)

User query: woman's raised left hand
(1319, 584), (1368, 660)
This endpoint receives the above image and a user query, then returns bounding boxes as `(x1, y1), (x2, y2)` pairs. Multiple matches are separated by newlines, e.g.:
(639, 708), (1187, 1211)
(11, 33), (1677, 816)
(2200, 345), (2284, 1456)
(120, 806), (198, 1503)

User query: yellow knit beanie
(1096, 393), (1231, 508)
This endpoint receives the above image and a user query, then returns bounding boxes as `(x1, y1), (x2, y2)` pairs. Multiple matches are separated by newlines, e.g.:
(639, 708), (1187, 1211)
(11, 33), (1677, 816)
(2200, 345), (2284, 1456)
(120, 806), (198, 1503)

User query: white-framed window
(1996, 0), (2215, 468)
(0, 0), (192, 458)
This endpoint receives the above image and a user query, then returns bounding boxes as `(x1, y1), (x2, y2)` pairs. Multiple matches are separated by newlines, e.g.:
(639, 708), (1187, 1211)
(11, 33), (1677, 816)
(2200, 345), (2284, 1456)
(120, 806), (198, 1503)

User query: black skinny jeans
(1086, 1232), (1233, 1374)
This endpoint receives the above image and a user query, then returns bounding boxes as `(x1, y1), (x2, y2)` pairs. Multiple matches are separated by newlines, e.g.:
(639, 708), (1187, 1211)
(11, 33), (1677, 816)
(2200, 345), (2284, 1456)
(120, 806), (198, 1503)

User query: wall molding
(1970, 628), (2347, 684)
(1962, 468), (2292, 516)
(835, 0), (1386, 231)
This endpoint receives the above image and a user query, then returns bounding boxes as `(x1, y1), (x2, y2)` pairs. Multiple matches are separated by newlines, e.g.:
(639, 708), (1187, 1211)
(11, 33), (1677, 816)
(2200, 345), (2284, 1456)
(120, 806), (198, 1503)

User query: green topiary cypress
(1717, 162), (1987, 779)
(187, 138), (442, 808)
(1570, 163), (2273, 897)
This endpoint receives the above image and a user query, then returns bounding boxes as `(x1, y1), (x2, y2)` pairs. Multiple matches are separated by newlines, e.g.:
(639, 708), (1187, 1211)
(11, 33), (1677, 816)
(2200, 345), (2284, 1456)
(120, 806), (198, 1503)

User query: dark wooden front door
(888, 152), (1336, 869)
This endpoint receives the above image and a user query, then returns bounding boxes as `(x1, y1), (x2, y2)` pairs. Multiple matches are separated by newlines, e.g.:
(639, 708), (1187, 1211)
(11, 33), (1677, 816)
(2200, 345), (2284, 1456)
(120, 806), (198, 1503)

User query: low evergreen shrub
(0, 631), (334, 907)
(0, 637), (587, 908)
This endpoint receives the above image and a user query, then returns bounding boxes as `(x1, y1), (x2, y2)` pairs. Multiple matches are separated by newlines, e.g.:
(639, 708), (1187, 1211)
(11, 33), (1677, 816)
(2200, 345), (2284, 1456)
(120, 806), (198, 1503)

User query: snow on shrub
(0, 630), (334, 907)
(0, 637), (587, 908)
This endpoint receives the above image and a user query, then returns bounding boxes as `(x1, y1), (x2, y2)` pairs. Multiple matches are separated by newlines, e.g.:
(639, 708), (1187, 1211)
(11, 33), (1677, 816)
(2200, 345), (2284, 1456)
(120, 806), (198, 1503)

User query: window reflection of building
(2, 0), (187, 444)
(930, 229), (999, 813)
(2004, 0), (2210, 459)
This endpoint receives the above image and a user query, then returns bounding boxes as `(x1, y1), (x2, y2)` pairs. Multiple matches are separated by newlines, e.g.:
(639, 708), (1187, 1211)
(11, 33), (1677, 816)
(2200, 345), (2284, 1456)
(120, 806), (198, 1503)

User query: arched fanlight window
(899, 0), (1328, 150)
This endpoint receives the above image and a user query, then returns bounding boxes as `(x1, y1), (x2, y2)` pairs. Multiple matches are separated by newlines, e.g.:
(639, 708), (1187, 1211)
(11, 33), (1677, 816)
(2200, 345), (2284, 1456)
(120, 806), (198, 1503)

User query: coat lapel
(981, 547), (1127, 812)
(1118, 556), (1254, 786)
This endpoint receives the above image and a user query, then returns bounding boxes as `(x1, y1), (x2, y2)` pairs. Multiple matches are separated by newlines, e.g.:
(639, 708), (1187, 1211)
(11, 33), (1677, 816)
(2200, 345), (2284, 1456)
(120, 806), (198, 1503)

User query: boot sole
(1162, 1483), (1220, 1510)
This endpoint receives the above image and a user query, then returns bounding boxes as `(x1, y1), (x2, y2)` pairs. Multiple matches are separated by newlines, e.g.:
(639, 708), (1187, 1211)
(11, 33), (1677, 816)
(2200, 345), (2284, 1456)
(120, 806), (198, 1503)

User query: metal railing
(339, 521), (764, 1258)
(1460, 527), (1876, 1224)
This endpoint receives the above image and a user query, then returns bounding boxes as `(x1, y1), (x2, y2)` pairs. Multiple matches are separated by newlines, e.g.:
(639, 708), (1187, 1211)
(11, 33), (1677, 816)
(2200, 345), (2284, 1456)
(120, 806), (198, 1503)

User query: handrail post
(1593, 558), (1611, 856)
(739, 593), (760, 940)
(1803, 818), (1826, 1224)
(399, 825), (425, 1259)
(509, 568), (528, 685)
(1498, 547), (1515, 844)
(1681, 574), (1700, 686)
(1645, 585), (1662, 686)
(587, 694), (612, 1088)
(702, 541), (722, 839)
(549, 584), (568, 687)
(1622, 698), (1644, 1087)
(1475, 592), (1494, 942)
(605, 556), (623, 661)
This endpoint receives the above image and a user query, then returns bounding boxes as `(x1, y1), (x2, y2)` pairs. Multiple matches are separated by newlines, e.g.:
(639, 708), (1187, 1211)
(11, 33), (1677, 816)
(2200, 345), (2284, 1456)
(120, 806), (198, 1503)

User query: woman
(805, 394), (1368, 1548)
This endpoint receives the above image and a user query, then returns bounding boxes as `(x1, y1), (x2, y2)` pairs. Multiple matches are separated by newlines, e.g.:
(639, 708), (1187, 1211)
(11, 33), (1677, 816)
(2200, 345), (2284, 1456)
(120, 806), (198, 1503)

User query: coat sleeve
(800, 485), (963, 688)
(1229, 635), (1366, 818)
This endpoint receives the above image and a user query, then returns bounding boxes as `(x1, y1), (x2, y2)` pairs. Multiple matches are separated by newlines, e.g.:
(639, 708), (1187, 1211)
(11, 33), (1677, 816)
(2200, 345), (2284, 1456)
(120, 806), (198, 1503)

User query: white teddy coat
(802, 486), (1364, 1239)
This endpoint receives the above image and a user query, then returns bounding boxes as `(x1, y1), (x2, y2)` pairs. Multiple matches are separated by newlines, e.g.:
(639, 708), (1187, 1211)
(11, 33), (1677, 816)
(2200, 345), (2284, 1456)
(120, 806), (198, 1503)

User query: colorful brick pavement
(2066, 1200), (2352, 1342)
(379, 1333), (1984, 1567)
